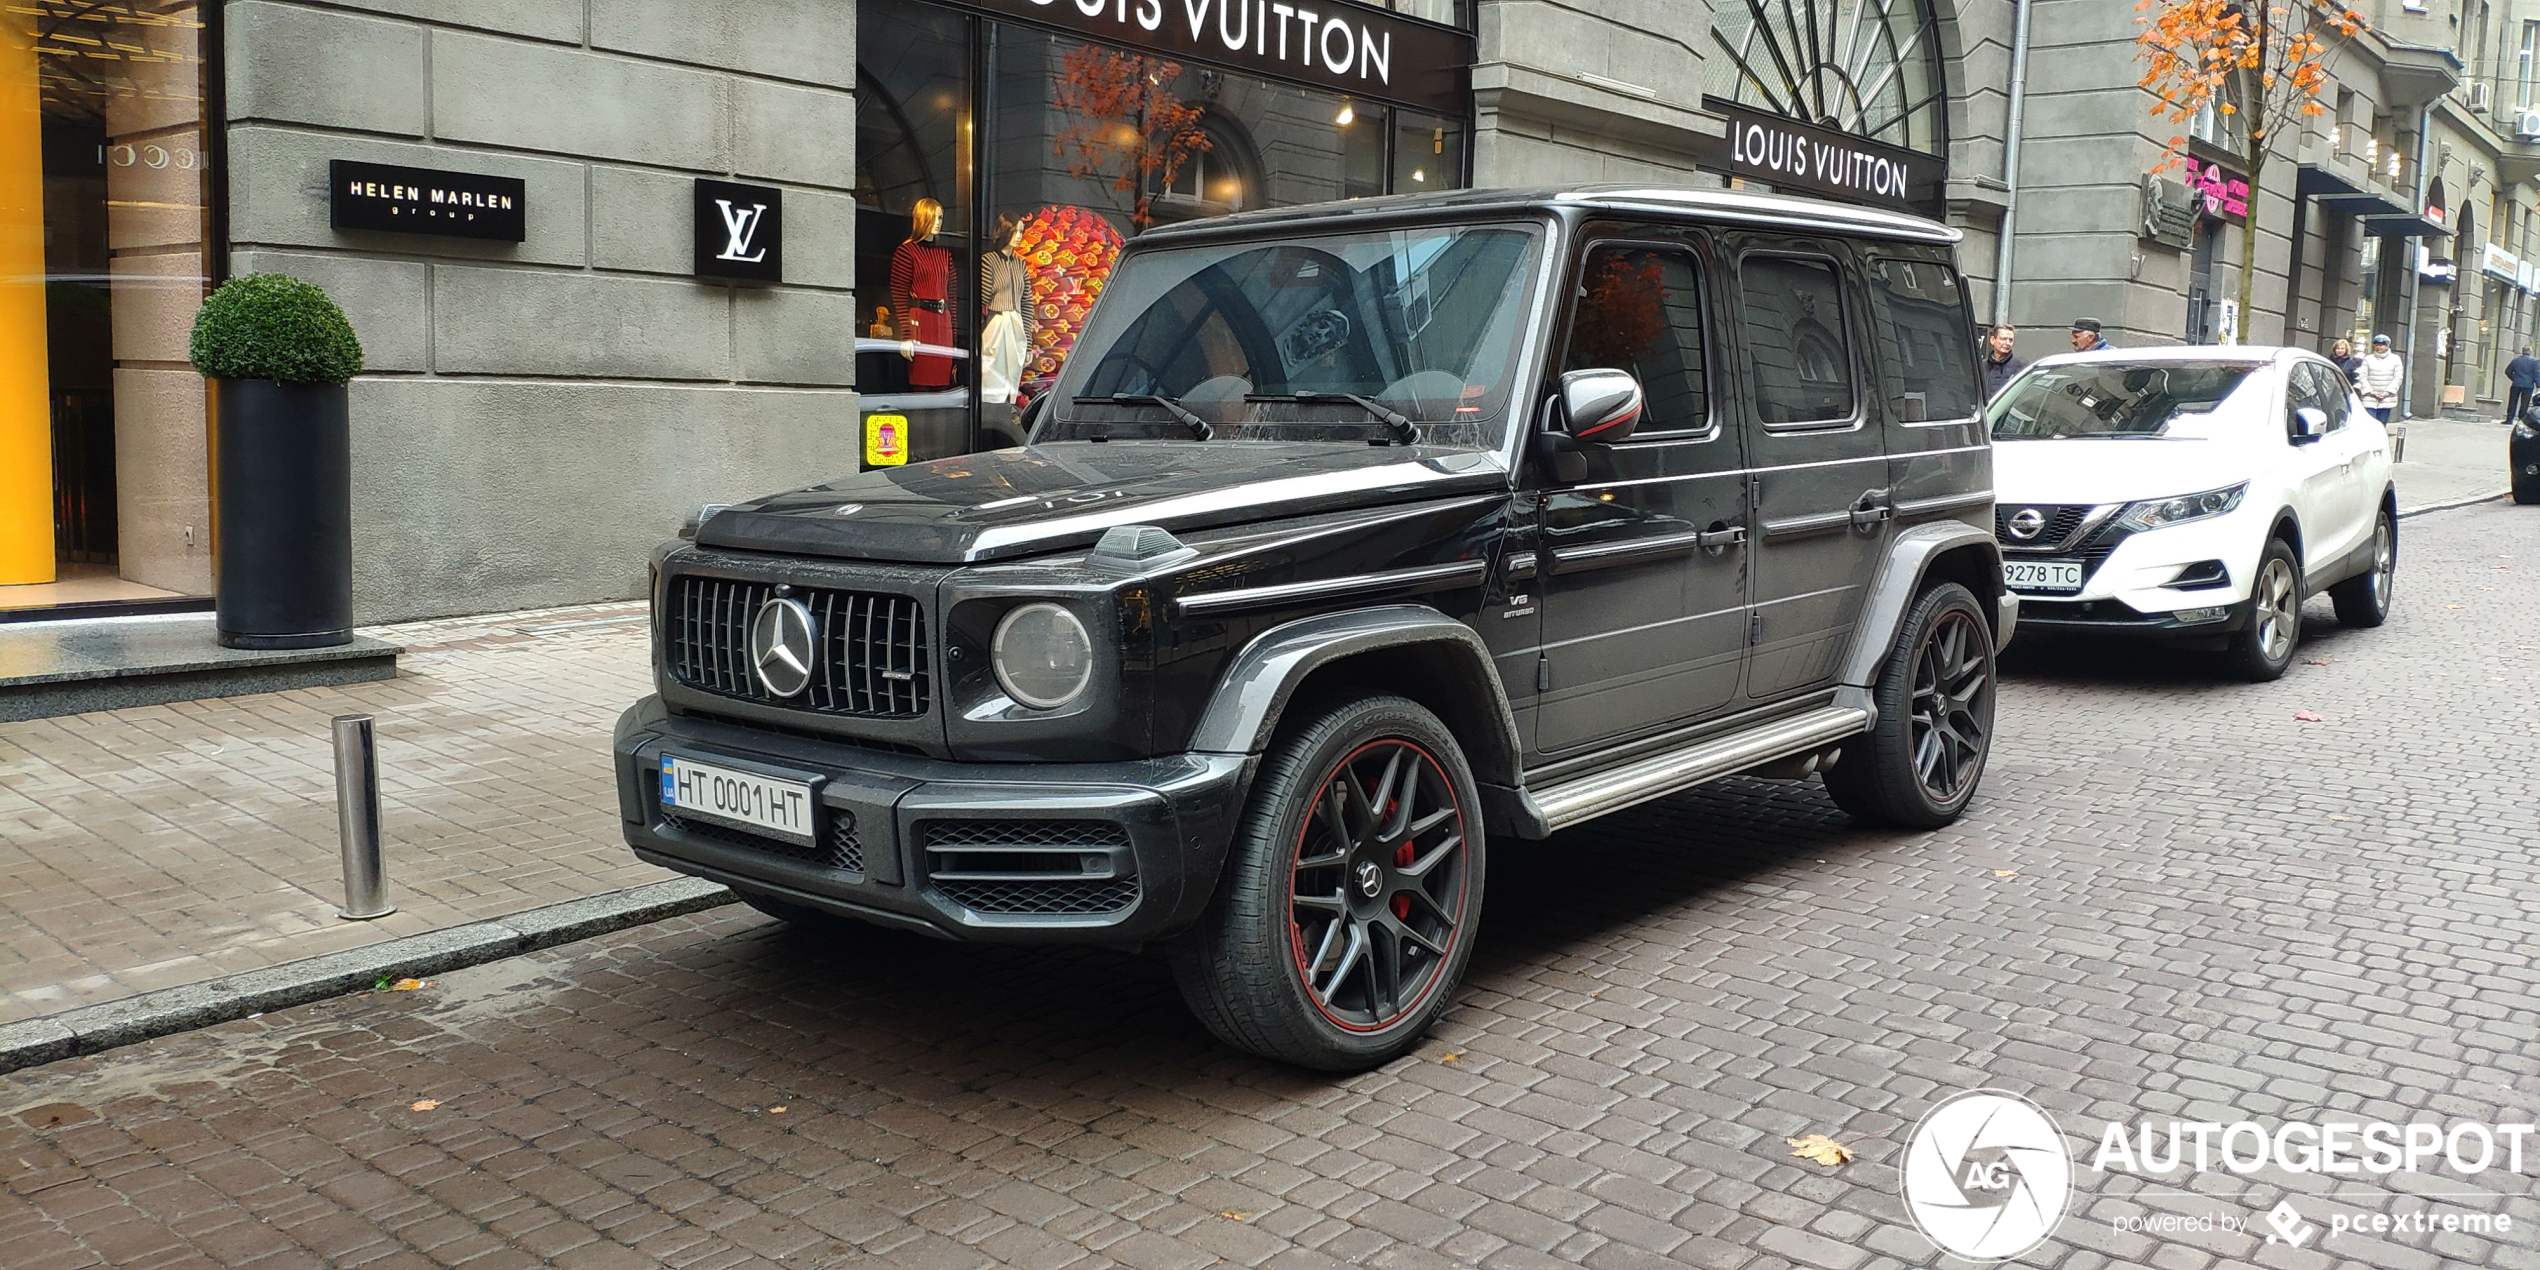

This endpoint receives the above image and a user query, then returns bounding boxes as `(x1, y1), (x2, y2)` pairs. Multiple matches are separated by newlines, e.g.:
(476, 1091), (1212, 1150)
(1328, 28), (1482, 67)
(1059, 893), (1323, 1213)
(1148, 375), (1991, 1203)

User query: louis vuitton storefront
(852, 0), (1476, 462)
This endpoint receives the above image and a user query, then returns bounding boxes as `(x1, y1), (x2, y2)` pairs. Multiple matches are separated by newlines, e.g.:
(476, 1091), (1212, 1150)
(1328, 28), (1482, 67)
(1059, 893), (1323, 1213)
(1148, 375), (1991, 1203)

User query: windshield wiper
(1076, 394), (1212, 441)
(1246, 392), (1419, 446)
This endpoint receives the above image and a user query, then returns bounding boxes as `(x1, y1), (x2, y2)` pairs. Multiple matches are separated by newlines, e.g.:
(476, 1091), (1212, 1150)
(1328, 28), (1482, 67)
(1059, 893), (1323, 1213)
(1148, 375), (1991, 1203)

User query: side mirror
(2292, 406), (2328, 443)
(1019, 391), (1051, 444)
(1558, 369), (1645, 443)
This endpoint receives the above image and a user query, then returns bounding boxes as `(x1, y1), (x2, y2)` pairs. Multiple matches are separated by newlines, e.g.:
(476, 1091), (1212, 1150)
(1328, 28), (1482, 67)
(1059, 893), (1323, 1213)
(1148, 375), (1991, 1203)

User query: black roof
(1134, 184), (1961, 247)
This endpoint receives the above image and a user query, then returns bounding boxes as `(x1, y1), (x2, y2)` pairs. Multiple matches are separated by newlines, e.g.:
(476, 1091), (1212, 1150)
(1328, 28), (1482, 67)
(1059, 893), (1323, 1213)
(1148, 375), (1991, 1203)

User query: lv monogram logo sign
(716, 200), (769, 263)
(694, 178), (783, 282)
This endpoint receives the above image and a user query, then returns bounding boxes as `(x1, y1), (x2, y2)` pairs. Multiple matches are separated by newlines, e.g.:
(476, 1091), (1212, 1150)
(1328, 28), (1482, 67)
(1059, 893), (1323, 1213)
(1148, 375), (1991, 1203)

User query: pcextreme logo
(1901, 1090), (2073, 1261)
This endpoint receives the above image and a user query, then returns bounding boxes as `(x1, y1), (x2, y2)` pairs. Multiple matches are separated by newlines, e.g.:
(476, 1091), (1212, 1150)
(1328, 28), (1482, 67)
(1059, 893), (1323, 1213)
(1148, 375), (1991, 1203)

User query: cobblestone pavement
(0, 604), (673, 1023)
(0, 501), (2535, 1270)
(2391, 416), (2516, 513)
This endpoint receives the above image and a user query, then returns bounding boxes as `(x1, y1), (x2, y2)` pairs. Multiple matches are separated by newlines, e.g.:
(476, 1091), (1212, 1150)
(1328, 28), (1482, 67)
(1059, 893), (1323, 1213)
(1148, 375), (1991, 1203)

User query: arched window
(1707, 0), (1949, 157)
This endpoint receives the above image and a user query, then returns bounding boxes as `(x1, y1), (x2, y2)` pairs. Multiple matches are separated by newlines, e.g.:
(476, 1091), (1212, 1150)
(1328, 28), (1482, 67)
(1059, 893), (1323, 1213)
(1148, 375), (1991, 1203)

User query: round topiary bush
(188, 273), (365, 386)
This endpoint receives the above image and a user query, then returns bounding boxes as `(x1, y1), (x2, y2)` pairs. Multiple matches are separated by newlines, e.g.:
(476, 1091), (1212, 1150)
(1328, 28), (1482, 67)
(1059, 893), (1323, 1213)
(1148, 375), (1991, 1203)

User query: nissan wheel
(2328, 505), (2396, 628)
(1823, 582), (1996, 830)
(2227, 537), (2304, 681)
(1170, 695), (1483, 1071)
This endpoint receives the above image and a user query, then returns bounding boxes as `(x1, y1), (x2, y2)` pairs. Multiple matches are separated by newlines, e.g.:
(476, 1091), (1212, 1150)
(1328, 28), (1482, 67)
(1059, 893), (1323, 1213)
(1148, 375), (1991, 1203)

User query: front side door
(1730, 241), (1890, 701)
(1532, 239), (1751, 758)
(2282, 361), (2362, 573)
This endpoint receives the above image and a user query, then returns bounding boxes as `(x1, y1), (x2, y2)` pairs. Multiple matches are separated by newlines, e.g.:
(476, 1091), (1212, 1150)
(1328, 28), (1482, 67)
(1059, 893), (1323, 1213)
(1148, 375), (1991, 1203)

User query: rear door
(1729, 239), (1890, 701)
(1531, 237), (1751, 757)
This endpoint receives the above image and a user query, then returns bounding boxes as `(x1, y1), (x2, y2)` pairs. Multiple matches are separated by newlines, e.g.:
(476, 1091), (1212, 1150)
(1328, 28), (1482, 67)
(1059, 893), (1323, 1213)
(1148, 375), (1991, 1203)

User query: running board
(1522, 706), (1872, 834)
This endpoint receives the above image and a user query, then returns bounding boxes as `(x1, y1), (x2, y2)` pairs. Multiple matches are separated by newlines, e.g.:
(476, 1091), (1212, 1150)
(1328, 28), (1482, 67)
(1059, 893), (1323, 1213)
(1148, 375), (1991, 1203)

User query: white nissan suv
(1987, 346), (2397, 681)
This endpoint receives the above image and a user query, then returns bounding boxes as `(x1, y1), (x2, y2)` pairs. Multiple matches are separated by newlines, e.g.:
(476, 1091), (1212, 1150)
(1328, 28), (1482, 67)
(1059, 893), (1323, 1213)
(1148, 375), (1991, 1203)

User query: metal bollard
(332, 714), (397, 920)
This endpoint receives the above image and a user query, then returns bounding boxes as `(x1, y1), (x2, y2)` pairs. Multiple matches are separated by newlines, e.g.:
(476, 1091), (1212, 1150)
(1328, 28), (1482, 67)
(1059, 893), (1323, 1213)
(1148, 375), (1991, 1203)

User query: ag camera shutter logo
(1902, 1090), (2072, 1261)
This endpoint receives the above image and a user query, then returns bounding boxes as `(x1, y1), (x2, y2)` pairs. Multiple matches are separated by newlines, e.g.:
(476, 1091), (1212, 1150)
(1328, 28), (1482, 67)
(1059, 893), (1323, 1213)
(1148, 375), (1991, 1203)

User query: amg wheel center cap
(749, 597), (817, 697)
(1354, 860), (1383, 899)
(2007, 508), (2046, 541)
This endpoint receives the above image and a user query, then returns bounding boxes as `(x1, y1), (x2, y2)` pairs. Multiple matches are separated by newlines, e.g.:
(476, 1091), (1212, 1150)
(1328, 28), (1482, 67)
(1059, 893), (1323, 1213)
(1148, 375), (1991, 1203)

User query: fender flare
(1840, 522), (2009, 689)
(1186, 604), (1524, 779)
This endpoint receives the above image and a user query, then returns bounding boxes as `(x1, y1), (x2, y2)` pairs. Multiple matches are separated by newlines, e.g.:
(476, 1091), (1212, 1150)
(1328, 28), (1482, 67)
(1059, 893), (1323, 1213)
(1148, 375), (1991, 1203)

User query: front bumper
(613, 697), (1252, 944)
(2012, 592), (2252, 639)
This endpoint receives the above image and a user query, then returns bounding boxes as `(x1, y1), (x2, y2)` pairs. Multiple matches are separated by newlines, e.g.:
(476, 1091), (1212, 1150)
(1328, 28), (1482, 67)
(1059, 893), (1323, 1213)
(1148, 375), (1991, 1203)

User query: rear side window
(1562, 245), (1710, 437)
(1740, 255), (1856, 425)
(2295, 362), (2349, 431)
(1867, 259), (1981, 422)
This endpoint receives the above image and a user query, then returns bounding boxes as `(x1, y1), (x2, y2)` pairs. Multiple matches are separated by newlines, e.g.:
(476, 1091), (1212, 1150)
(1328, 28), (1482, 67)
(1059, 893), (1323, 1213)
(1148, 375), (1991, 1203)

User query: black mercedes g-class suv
(614, 186), (2014, 1070)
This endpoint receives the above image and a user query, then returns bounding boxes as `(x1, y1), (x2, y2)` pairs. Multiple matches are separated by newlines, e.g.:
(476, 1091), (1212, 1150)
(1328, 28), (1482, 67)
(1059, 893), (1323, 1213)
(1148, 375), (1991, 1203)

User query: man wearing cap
(2069, 318), (2110, 353)
(2356, 334), (2405, 423)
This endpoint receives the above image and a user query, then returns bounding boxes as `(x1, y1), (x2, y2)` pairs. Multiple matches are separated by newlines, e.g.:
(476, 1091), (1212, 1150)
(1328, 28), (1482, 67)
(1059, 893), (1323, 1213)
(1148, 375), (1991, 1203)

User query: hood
(1992, 435), (2255, 506)
(696, 441), (1511, 564)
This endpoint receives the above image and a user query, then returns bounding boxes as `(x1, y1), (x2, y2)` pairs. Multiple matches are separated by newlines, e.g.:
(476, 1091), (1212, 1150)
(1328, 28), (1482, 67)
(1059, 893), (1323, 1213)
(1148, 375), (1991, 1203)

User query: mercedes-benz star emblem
(749, 597), (817, 698)
(1355, 861), (1383, 898)
(2007, 508), (2047, 541)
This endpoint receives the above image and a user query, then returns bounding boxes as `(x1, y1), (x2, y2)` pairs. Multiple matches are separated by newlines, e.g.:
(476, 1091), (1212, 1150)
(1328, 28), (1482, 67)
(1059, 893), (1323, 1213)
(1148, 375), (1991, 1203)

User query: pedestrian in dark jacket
(2507, 347), (2540, 426)
(1981, 324), (2026, 400)
(2330, 337), (2363, 386)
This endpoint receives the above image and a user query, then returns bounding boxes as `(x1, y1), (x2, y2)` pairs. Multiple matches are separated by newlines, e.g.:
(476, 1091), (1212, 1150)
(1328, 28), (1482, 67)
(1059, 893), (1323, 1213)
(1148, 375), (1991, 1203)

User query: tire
(2329, 505), (2396, 628)
(1822, 582), (1996, 830)
(2227, 537), (2304, 682)
(1169, 695), (1484, 1071)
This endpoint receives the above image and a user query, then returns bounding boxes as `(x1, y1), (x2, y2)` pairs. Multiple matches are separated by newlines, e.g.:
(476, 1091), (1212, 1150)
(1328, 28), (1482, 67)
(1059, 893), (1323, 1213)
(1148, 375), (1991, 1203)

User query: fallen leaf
(767, 1106), (788, 1114)
(1992, 869), (2018, 878)
(2329, 814), (2349, 821)
(389, 978), (426, 992)
(1219, 1210), (1254, 1222)
(2305, 658), (2332, 666)
(2447, 603), (2464, 610)
(1788, 1134), (1853, 1167)
(1438, 1053), (1462, 1064)
(410, 1099), (439, 1112)
(2293, 710), (2325, 722)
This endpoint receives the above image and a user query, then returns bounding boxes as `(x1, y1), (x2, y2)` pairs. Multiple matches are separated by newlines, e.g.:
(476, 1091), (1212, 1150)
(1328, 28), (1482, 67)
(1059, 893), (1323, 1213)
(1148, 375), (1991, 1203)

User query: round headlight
(991, 603), (1093, 710)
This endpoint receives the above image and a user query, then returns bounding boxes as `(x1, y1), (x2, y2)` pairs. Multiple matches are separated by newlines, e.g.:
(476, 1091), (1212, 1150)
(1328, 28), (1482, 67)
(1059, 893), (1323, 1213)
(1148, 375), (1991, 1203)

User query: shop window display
(1, 0), (215, 608)
(855, 0), (1469, 458)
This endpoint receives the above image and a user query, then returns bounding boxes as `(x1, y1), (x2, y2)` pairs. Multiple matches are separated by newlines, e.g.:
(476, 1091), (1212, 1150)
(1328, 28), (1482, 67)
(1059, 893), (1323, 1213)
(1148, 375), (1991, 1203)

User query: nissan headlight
(991, 603), (1093, 709)
(2114, 482), (2247, 533)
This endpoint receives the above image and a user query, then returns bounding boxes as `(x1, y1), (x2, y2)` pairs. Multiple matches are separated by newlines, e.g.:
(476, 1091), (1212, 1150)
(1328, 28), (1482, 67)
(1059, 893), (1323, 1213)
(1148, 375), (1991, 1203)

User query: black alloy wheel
(1171, 695), (1484, 1070)
(1824, 582), (1997, 829)
(1288, 739), (1470, 1032)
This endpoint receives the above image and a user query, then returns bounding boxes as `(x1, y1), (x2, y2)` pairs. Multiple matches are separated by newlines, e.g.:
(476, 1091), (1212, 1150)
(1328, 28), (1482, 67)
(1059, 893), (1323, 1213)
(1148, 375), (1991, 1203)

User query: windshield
(1989, 362), (2260, 439)
(1047, 223), (1545, 448)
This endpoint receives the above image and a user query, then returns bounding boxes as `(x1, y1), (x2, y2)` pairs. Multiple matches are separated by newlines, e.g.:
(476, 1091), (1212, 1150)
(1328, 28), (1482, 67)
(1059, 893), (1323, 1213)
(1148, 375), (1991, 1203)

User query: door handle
(1698, 524), (1747, 553)
(1849, 489), (1894, 530)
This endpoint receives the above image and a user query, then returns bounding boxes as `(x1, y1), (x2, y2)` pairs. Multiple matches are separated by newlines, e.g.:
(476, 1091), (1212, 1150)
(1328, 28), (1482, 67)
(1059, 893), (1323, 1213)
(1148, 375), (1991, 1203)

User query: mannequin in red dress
(889, 199), (955, 388)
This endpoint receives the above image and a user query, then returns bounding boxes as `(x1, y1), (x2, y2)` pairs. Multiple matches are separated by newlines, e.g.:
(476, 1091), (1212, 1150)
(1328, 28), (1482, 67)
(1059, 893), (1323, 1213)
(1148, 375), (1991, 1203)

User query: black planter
(214, 379), (353, 649)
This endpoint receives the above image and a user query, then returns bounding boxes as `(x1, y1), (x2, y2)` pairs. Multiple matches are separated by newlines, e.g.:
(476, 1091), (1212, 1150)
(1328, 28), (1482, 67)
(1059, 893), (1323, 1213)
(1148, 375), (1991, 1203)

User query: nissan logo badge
(2007, 508), (2047, 541)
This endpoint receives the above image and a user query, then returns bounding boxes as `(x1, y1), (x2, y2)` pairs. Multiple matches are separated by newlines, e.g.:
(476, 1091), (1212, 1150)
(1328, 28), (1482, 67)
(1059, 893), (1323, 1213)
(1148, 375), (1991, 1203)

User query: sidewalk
(2392, 413), (2514, 513)
(0, 603), (669, 1024)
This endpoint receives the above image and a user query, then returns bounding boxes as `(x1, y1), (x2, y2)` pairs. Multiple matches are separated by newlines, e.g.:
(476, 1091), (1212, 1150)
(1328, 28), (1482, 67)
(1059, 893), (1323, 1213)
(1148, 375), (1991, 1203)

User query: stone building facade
(4, 0), (2531, 624)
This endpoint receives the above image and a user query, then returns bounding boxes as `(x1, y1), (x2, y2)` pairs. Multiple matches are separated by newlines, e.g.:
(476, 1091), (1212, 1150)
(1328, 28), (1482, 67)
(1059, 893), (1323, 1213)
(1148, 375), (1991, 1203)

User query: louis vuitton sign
(694, 179), (782, 283)
(950, 0), (1471, 116)
(329, 159), (525, 241)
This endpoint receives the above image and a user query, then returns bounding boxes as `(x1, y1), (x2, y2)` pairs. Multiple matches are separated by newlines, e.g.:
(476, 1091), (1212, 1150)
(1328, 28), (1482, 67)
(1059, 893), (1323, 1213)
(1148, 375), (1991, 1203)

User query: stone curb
(2398, 490), (2508, 518)
(0, 878), (736, 1076)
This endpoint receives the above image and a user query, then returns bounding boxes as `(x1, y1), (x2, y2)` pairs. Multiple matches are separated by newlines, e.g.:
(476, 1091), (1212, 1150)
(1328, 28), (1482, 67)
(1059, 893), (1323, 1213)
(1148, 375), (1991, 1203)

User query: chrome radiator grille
(663, 575), (931, 717)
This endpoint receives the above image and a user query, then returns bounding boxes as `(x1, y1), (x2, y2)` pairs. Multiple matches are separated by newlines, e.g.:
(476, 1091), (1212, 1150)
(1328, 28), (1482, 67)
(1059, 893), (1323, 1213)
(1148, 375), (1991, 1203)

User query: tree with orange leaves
(2136, 1), (2364, 337)
(1051, 44), (1213, 233)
